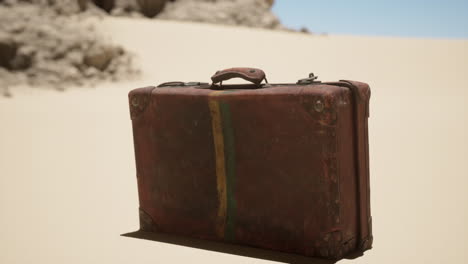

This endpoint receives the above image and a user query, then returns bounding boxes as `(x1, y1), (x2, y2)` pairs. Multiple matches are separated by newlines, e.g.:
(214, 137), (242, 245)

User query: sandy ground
(1, 17), (468, 263)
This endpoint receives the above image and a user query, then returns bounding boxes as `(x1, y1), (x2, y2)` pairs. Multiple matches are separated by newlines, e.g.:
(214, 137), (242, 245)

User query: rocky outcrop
(158, 0), (282, 29)
(109, 0), (277, 21)
(0, 3), (137, 94)
(2, 0), (281, 28)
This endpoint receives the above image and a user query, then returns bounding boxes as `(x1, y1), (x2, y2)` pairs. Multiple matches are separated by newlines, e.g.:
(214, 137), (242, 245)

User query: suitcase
(128, 68), (373, 260)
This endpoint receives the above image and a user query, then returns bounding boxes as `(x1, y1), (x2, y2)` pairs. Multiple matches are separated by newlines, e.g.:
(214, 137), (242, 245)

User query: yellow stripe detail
(208, 91), (227, 238)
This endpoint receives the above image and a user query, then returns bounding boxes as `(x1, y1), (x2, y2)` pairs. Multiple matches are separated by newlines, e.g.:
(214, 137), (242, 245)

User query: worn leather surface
(129, 81), (372, 259)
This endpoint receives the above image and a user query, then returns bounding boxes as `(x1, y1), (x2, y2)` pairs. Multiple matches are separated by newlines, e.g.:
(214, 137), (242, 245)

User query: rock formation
(85, 0), (280, 28)
(158, 0), (281, 29)
(0, 2), (137, 95)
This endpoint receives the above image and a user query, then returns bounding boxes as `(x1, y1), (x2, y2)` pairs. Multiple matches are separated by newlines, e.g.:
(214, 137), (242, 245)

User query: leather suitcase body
(128, 68), (372, 259)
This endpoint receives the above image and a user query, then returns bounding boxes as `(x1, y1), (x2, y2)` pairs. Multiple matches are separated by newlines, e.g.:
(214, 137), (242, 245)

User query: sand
(1, 17), (468, 264)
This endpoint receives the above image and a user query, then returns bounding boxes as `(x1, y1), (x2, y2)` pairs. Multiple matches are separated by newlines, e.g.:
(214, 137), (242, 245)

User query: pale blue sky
(272, 0), (468, 39)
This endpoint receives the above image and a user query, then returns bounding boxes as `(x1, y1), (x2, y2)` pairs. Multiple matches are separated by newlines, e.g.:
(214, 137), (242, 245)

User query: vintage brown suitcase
(128, 68), (372, 260)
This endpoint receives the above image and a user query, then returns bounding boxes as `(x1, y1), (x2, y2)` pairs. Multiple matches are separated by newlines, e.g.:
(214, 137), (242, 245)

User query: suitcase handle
(211, 67), (268, 87)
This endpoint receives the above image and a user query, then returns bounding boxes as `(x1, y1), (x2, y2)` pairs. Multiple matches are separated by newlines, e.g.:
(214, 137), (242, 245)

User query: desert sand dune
(1, 17), (467, 263)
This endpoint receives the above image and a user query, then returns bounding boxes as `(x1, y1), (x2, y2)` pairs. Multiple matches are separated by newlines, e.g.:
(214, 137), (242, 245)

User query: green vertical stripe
(219, 102), (237, 241)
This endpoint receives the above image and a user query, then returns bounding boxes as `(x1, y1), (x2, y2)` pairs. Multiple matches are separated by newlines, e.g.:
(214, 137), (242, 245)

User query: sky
(272, 0), (468, 39)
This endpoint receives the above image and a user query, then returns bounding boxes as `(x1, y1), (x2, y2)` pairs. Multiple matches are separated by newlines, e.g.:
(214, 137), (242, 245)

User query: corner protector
(313, 230), (345, 259)
(129, 86), (156, 120)
(139, 207), (157, 232)
(360, 235), (373, 251)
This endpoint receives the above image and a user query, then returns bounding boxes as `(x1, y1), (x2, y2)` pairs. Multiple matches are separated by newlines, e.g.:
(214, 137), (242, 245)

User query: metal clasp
(297, 73), (321, 85)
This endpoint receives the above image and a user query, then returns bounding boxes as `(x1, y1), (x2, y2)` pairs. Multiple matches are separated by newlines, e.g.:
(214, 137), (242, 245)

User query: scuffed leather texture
(129, 80), (372, 260)
(211, 67), (266, 85)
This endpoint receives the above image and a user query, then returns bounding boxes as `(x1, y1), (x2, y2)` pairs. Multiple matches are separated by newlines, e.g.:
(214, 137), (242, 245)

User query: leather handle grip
(211, 67), (267, 85)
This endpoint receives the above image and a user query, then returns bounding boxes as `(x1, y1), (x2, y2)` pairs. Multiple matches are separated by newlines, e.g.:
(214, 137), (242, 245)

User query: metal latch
(297, 73), (321, 85)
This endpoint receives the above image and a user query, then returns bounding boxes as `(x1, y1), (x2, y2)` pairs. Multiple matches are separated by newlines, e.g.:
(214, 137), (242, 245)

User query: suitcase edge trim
(338, 80), (373, 252)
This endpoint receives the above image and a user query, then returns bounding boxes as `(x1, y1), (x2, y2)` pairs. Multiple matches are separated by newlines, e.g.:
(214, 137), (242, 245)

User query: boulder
(92, 0), (115, 12)
(137, 0), (167, 17)
(9, 53), (32, 70)
(83, 45), (123, 71)
(0, 36), (17, 69)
